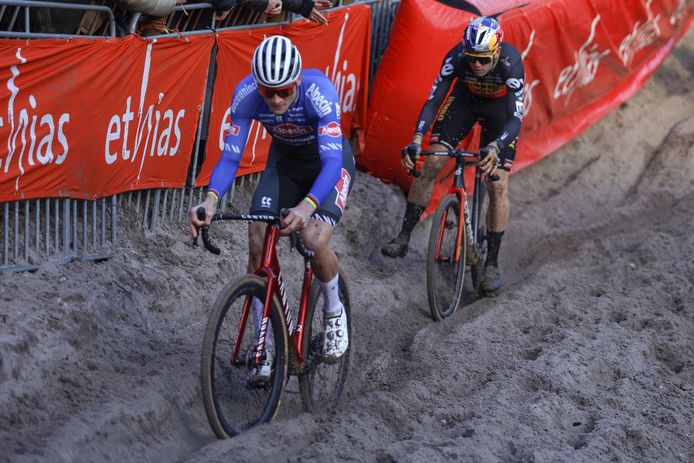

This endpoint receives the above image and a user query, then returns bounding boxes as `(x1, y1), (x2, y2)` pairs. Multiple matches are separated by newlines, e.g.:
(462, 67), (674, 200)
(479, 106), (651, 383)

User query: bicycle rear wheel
(427, 194), (466, 320)
(299, 271), (352, 412)
(201, 275), (289, 438)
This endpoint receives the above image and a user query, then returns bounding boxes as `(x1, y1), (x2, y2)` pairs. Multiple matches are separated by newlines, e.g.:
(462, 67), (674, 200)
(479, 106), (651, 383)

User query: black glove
(404, 142), (421, 161)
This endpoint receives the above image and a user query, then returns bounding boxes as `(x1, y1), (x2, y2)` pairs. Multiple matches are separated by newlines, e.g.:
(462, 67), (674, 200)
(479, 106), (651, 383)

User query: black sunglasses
(465, 54), (492, 65)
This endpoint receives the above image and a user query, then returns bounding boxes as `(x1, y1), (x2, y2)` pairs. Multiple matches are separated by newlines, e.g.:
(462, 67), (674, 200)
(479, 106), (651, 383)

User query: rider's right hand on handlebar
(401, 141), (422, 170)
(280, 199), (314, 236)
(188, 191), (219, 238)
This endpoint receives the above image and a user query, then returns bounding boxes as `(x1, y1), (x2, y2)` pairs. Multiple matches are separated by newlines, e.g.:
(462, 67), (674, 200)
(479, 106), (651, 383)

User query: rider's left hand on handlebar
(188, 192), (218, 239)
(478, 142), (500, 177)
(280, 200), (314, 236)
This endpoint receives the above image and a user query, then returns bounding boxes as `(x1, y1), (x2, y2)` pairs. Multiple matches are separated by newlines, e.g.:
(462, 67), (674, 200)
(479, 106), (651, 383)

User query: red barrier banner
(0, 34), (213, 202)
(196, 4), (371, 185)
(360, 0), (694, 209)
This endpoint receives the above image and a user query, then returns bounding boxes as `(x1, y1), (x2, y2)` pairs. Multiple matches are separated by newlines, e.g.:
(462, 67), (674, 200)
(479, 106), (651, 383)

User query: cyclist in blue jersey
(189, 35), (355, 382)
(382, 17), (525, 295)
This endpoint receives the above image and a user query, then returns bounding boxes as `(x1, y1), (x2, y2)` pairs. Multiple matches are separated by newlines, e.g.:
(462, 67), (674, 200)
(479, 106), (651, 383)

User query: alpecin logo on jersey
(334, 168), (351, 212)
(271, 124), (313, 137)
(306, 83), (333, 117)
(319, 121), (341, 137)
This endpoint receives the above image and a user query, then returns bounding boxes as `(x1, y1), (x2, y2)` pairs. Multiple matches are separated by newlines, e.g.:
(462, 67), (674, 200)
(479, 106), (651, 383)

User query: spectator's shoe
(381, 234), (409, 258)
(137, 17), (172, 37)
(481, 264), (502, 293)
(323, 305), (348, 364)
(246, 347), (274, 387)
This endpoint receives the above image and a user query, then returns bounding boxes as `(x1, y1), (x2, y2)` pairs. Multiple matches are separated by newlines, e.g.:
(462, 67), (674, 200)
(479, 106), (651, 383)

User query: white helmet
(251, 35), (302, 88)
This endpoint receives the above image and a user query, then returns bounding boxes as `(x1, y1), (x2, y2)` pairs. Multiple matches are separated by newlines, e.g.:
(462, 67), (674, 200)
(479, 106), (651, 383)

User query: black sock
(399, 202), (425, 239)
(486, 231), (504, 266)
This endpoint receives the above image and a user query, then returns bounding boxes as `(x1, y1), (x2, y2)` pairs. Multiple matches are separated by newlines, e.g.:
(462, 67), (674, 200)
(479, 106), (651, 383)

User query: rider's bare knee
(301, 222), (331, 253)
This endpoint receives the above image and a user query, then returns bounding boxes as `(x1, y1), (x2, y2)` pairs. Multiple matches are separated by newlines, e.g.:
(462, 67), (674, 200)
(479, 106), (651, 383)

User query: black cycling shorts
(430, 81), (518, 171)
(250, 137), (356, 227)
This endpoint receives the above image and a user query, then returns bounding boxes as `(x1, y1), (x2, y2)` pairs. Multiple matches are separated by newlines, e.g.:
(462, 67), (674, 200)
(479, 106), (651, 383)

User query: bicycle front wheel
(299, 271), (352, 412)
(427, 194), (466, 320)
(201, 275), (289, 438)
(470, 183), (489, 295)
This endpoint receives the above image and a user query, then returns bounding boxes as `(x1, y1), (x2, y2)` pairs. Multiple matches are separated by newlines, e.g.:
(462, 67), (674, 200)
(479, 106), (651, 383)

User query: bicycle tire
(427, 194), (466, 320)
(470, 184), (489, 295)
(299, 271), (352, 413)
(201, 275), (289, 438)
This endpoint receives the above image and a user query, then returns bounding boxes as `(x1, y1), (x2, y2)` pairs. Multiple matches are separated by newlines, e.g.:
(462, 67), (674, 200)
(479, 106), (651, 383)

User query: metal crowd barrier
(0, 0), (400, 273)
(0, 0), (116, 38)
(1, 197), (117, 272)
(366, 0), (400, 93)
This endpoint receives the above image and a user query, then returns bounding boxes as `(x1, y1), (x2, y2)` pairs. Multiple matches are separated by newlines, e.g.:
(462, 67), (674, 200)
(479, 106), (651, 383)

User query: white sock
(251, 297), (273, 349)
(319, 273), (341, 316)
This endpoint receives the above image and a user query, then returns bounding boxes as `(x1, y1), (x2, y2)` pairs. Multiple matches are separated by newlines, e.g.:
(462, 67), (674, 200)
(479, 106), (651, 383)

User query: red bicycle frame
(432, 154), (483, 265)
(231, 223), (314, 369)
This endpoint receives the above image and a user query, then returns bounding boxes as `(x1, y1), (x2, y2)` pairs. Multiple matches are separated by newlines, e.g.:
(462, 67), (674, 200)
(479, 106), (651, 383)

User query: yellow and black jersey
(414, 42), (525, 150)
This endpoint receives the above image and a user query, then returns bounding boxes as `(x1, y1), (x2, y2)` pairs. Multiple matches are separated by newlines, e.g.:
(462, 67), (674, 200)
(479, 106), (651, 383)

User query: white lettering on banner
(520, 30), (540, 118)
(104, 42), (186, 180)
(250, 120), (267, 165)
(325, 11), (360, 113)
(619, 0), (661, 67)
(670, 0), (687, 25)
(306, 83), (333, 117)
(553, 15), (610, 102)
(1, 49), (71, 192)
(218, 108), (268, 162)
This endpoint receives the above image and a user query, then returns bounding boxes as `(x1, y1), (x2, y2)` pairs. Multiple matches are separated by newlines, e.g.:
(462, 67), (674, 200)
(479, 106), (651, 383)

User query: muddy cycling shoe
(481, 264), (502, 293)
(246, 347), (274, 386)
(323, 305), (348, 364)
(381, 234), (410, 258)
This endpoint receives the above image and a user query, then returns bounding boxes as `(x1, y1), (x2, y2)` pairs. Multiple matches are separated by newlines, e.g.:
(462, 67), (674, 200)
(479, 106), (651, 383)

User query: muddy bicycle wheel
(469, 183), (489, 295)
(427, 194), (466, 320)
(201, 275), (289, 438)
(299, 271), (352, 412)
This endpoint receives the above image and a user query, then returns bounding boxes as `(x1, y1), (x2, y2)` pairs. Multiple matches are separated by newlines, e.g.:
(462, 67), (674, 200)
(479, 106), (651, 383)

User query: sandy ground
(1, 26), (693, 463)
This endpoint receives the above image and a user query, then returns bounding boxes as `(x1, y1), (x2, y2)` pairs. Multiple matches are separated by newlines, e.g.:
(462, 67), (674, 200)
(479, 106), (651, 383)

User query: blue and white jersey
(209, 69), (343, 206)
